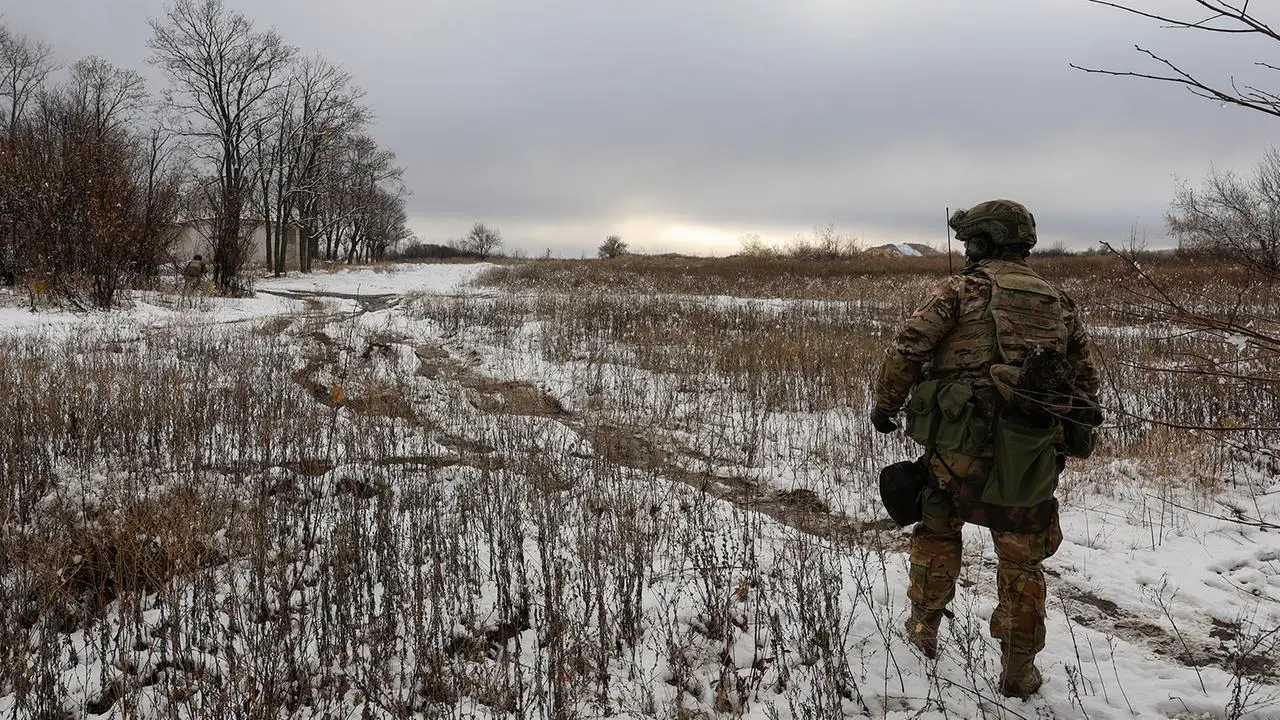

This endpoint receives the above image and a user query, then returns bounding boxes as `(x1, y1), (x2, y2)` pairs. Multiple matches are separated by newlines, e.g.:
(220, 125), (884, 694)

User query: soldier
(183, 254), (206, 293)
(871, 200), (1102, 698)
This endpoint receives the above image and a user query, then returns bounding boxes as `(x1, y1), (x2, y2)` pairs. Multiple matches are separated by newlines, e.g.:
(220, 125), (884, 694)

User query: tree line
(0, 0), (411, 306)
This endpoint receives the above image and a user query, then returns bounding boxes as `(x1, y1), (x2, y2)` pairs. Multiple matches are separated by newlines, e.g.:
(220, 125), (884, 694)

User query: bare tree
(293, 56), (367, 272)
(1168, 151), (1280, 275)
(598, 235), (627, 259)
(0, 22), (58, 282)
(1073, 0), (1280, 277)
(255, 53), (369, 275)
(1076, 1), (1280, 475)
(357, 186), (412, 261)
(6, 79), (182, 307)
(785, 223), (858, 260)
(149, 0), (295, 292)
(67, 56), (148, 139)
(131, 126), (187, 280)
(0, 23), (57, 132)
(465, 222), (503, 259)
(312, 133), (403, 264)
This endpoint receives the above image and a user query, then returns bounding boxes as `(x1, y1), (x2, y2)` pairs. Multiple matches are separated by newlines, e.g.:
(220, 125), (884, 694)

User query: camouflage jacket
(873, 259), (1100, 418)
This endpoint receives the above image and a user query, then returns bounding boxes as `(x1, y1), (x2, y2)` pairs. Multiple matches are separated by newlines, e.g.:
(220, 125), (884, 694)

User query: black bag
(879, 457), (930, 527)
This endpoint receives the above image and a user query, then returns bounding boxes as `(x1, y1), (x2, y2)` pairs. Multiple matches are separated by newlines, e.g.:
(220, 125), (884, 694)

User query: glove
(870, 407), (899, 434)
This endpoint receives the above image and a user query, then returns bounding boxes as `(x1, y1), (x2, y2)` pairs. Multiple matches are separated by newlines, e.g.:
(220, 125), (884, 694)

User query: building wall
(171, 221), (301, 271)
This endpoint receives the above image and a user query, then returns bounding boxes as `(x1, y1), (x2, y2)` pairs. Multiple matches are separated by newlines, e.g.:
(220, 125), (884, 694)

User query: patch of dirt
(336, 474), (387, 500)
(306, 330), (337, 350)
(773, 488), (830, 515)
(345, 389), (422, 425)
(435, 436), (498, 456)
(591, 424), (666, 466)
(466, 378), (568, 416)
(282, 459), (334, 477)
(522, 453), (576, 493)
(1112, 618), (1167, 639)
(291, 364), (331, 407)
(1209, 617), (1237, 641)
(414, 344), (567, 417)
(1054, 582), (1172, 645)
(361, 341), (395, 360)
(1067, 587), (1119, 616)
(254, 316), (294, 336)
(1052, 581), (1276, 679)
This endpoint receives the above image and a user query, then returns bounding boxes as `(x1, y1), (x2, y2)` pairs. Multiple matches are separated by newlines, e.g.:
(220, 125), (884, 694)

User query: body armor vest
(931, 260), (1068, 383)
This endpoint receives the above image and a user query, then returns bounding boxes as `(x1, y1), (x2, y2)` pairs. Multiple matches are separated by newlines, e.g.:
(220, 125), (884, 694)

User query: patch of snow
(257, 262), (495, 296)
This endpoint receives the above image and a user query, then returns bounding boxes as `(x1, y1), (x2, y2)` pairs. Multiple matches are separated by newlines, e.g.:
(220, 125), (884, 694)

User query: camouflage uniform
(873, 200), (1100, 696)
(183, 256), (206, 293)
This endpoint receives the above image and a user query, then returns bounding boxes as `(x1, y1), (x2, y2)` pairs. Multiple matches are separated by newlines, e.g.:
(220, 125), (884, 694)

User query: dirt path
(257, 288), (398, 314)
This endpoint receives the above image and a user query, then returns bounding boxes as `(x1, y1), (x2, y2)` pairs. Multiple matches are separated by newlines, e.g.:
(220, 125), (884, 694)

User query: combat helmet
(948, 199), (1037, 248)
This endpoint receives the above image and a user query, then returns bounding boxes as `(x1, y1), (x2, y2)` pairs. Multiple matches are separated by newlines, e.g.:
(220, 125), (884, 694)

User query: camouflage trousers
(908, 452), (1063, 656)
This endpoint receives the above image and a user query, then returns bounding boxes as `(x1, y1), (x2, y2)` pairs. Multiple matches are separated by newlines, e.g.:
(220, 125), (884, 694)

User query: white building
(171, 219), (303, 271)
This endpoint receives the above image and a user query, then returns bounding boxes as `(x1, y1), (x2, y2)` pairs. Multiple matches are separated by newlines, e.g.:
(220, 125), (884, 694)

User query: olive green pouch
(905, 379), (942, 447)
(933, 383), (974, 452)
(1063, 402), (1104, 459)
(982, 410), (1059, 507)
(907, 380), (984, 453)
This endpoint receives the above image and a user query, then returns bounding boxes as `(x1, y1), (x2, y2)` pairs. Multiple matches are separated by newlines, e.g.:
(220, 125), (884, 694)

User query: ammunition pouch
(879, 457), (930, 527)
(905, 379), (991, 455)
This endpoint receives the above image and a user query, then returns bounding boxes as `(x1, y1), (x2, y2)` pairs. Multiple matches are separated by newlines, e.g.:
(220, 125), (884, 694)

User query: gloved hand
(870, 407), (899, 434)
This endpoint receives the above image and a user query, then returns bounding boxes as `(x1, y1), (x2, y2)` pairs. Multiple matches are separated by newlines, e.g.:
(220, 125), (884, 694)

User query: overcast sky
(5, 1), (1278, 256)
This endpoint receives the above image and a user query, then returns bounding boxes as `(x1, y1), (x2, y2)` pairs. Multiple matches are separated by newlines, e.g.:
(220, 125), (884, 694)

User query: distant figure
(183, 254), (206, 292)
(871, 200), (1103, 698)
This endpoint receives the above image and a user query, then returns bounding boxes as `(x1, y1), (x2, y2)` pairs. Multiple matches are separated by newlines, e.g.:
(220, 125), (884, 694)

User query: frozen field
(0, 261), (1276, 719)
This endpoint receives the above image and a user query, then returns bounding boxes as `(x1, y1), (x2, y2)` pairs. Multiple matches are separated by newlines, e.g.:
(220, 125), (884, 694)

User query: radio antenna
(945, 207), (954, 274)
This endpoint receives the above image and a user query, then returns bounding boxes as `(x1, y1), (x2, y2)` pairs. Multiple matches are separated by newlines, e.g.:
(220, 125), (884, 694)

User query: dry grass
(0, 254), (1275, 718)
(476, 254), (957, 300)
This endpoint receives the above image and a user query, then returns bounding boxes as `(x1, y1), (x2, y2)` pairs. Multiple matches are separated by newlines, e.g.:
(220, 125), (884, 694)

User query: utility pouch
(982, 410), (1060, 507)
(906, 380), (983, 453)
(933, 383), (974, 452)
(905, 380), (942, 447)
(1063, 401), (1104, 459)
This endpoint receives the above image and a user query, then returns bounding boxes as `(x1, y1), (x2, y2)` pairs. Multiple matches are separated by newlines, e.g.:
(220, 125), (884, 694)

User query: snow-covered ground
(0, 262), (1276, 719)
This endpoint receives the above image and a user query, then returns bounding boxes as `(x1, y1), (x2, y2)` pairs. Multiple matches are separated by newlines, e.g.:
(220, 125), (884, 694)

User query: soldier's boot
(999, 645), (1043, 698)
(905, 604), (943, 659)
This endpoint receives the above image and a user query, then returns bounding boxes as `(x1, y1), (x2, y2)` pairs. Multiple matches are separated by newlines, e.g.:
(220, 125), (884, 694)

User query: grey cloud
(6, 0), (1278, 253)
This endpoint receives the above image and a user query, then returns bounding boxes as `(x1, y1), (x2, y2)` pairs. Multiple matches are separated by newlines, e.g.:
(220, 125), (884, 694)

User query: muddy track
(278, 294), (1263, 681)
(258, 288), (398, 314)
